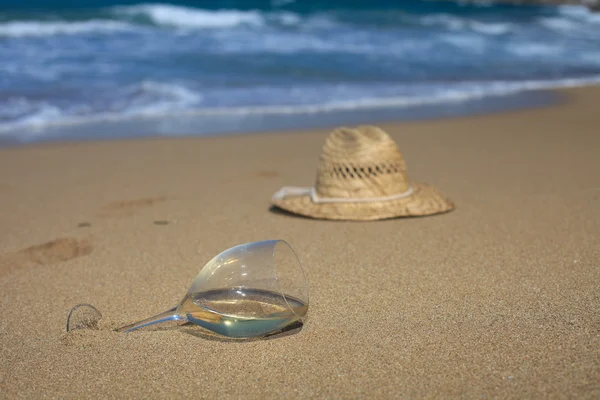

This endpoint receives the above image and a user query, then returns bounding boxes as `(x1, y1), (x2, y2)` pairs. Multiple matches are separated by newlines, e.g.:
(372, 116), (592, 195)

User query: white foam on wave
(118, 80), (203, 116)
(420, 14), (466, 30)
(538, 17), (579, 31)
(507, 42), (562, 57)
(539, 5), (600, 32)
(113, 3), (265, 29)
(0, 20), (136, 38)
(2, 75), (600, 138)
(556, 4), (600, 23)
(171, 75), (600, 117)
(0, 81), (203, 136)
(420, 14), (512, 35)
(469, 21), (512, 35)
(418, 7), (598, 37)
(275, 12), (302, 26)
(0, 3), (303, 38)
(0, 99), (63, 136)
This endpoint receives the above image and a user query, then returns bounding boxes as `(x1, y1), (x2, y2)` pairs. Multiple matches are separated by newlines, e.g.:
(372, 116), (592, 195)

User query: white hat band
(272, 185), (414, 204)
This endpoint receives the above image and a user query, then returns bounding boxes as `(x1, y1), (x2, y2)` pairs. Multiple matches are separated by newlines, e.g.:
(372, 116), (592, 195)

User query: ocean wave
(1, 2), (599, 141)
(2, 75), (600, 136)
(2, 3), (596, 40)
(420, 14), (466, 30)
(419, 14), (512, 35)
(415, 5), (600, 36)
(556, 4), (600, 23)
(468, 21), (512, 35)
(0, 4), (305, 38)
(539, 5), (600, 34)
(506, 42), (563, 57)
(0, 99), (63, 133)
(113, 3), (274, 29)
(538, 16), (579, 32)
(0, 20), (137, 38)
(0, 81), (203, 134)
(170, 75), (600, 116)
(116, 81), (203, 115)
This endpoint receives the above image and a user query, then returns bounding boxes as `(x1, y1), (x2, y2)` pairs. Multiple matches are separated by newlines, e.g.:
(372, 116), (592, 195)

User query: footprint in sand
(18, 237), (93, 265)
(97, 196), (167, 218)
(0, 237), (93, 277)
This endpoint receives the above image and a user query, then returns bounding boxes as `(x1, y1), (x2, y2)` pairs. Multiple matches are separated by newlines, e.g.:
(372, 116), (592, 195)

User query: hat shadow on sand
(268, 205), (315, 220)
(268, 204), (441, 221)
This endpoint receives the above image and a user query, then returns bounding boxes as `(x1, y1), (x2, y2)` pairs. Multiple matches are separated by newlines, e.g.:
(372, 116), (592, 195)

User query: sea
(1, 0), (600, 143)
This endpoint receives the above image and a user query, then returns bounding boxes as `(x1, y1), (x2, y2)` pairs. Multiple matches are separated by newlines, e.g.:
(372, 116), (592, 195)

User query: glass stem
(116, 306), (181, 333)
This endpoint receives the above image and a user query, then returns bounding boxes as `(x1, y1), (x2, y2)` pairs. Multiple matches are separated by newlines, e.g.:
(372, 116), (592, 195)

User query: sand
(1, 86), (599, 399)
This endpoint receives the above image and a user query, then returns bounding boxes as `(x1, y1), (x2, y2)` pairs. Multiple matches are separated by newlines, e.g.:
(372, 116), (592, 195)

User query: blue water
(1, 0), (600, 142)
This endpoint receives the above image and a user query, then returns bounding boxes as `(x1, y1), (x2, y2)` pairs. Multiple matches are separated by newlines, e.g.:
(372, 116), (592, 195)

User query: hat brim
(271, 182), (455, 221)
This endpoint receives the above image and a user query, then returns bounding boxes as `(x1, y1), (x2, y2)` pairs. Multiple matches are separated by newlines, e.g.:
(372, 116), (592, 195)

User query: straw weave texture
(272, 126), (455, 221)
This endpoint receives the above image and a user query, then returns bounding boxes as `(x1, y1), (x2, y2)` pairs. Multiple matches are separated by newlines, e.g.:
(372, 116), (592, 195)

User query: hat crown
(315, 126), (410, 199)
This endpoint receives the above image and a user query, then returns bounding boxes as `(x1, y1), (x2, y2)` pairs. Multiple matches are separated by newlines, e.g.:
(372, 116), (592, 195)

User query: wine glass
(116, 240), (309, 339)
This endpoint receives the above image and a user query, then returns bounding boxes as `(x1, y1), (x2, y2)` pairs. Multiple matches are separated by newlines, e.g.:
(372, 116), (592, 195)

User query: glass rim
(271, 239), (309, 319)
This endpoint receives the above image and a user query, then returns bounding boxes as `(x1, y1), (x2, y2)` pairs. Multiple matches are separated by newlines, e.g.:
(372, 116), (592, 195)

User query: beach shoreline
(2, 0), (600, 147)
(0, 85), (571, 147)
(0, 84), (599, 398)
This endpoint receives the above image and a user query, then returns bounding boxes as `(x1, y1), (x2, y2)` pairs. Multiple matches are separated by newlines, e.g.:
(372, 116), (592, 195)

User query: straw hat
(271, 125), (455, 221)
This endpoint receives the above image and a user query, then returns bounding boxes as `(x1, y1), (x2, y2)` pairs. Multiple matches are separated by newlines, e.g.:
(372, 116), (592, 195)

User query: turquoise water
(1, 0), (599, 142)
